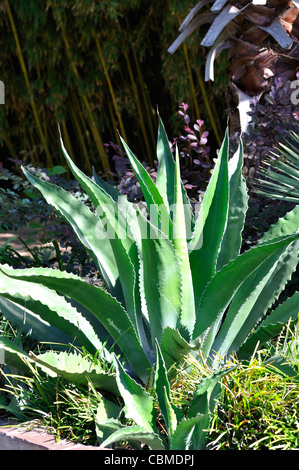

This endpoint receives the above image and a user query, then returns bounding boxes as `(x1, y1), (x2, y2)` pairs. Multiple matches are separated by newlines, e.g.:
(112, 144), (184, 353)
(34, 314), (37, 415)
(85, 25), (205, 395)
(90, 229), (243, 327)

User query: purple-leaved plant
(170, 103), (212, 198)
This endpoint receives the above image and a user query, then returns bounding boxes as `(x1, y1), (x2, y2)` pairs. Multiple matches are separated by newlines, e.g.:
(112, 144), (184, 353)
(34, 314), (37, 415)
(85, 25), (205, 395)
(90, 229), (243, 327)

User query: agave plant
(0, 114), (298, 383)
(254, 130), (299, 203)
(0, 116), (298, 448)
(168, 1), (299, 132)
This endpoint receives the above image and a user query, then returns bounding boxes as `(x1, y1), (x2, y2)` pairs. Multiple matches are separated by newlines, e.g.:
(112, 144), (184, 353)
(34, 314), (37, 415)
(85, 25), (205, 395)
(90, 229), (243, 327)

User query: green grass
(1, 312), (299, 449)
(207, 319), (299, 450)
(207, 360), (299, 450)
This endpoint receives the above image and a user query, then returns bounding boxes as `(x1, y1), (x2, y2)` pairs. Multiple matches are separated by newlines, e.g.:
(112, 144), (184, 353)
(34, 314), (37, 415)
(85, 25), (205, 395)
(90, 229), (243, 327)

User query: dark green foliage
(0, 0), (227, 174)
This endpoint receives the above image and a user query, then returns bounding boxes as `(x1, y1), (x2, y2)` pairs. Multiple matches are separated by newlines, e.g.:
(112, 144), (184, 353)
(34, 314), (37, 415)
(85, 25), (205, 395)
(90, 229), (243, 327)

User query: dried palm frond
(169, 1), (299, 132)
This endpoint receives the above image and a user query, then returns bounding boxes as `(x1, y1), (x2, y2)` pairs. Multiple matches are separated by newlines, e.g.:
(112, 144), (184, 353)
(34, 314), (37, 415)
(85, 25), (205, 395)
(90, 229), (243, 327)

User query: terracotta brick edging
(0, 419), (103, 450)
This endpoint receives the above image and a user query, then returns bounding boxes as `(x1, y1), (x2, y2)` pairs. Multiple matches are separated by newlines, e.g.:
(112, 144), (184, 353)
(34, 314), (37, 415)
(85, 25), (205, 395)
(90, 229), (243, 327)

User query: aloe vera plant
(0, 117), (298, 432)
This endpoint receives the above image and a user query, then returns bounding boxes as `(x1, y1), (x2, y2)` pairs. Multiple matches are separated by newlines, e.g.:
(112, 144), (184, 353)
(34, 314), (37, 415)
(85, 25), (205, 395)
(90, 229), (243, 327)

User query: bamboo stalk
(107, 98), (122, 147)
(94, 35), (128, 142)
(124, 14), (156, 151)
(36, 62), (48, 146)
(5, 0), (52, 167)
(58, 22), (111, 174)
(60, 120), (74, 159)
(3, 134), (18, 160)
(131, 44), (156, 151)
(122, 46), (154, 165)
(71, 89), (92, 150)
(69, 98), (90, 170)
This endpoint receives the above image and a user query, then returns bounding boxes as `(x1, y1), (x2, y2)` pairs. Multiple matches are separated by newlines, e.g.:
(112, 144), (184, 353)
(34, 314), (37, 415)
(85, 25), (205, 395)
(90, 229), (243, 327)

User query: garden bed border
(0, 419), (103, 450)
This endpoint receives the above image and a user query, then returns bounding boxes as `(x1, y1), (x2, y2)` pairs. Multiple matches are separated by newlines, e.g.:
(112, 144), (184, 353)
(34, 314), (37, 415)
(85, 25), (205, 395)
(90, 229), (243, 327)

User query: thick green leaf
(211, 238), (299, 364)
(29, 350), (119, 394)
(263, 355), (299, 382)
(120, 135), (172, 238)
(0, 268), (102, 355)
(189, 128), (229, 308)
(96, 418), (128, 446)
(0, 297), (72, 346)
(95, 401), (122, 445)
(169, 415), (208, 450)
(0, 265), (151, 383)
(238, 292), (299, 359)
(141, 232), (182, 346)
(113, 356), (157, 433)
(154, 341), (183, 436)
(91, 171), (153, 359)
(60, 138), (140, 325)
(216, 140), (248, 270)
(172, 146), (196, 337)
(192, 234), (299, 356)
(0, 336), (34, 373)
(259, 205), (299, 243)
(22, 167), (122, 300)
(92, 168), (145, 251)
(99, 424), (165, 450)
(160, 327), (200, 373)
(155, 114), (194, 233)
(156, 113), (176, 211)
(188, 366), (234, 420)
(183, 366), (235, 450)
